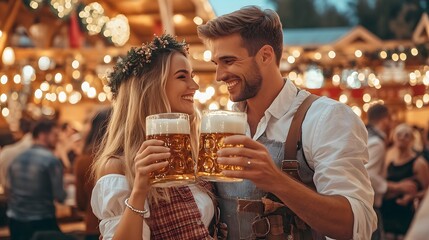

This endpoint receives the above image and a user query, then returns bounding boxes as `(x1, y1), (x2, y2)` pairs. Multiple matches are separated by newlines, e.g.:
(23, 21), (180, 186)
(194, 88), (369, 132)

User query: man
(198, 6), (376, 239)
(0, 116), (33, 189)
(365, 104), (390, 240)
(7, 120), (67, 240)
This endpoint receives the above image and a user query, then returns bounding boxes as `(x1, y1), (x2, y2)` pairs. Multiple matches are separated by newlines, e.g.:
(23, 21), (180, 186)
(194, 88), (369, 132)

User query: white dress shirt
(365, 127), (388, 207)
(235, 79), (377, 240)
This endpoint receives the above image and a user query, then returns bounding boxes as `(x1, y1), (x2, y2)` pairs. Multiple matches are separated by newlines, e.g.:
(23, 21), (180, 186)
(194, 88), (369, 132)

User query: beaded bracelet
(124, 198), (148, 217)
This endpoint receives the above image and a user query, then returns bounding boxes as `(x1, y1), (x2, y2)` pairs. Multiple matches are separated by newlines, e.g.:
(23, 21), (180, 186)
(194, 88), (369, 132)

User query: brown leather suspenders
(282, 94), (319, 188)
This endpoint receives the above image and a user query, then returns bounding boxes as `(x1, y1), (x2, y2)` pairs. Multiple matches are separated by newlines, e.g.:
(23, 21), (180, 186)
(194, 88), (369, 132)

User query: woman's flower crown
(108, 34), (189, 99)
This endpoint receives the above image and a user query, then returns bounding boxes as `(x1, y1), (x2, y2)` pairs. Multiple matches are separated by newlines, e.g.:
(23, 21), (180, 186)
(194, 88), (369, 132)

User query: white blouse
(91, 174), (214, 240)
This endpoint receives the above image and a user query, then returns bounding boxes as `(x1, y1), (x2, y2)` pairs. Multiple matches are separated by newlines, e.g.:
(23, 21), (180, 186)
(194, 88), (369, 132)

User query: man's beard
(233, 62), (262, 102)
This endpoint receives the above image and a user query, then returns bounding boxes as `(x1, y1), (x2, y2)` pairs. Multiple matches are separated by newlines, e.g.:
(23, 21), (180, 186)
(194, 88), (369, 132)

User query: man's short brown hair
(367, 104), (389, 125)
(197, 6), (283, 65)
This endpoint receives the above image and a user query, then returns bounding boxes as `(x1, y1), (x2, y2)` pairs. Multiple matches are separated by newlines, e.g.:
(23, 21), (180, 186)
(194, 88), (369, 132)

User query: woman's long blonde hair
(92, 39), (200, 199)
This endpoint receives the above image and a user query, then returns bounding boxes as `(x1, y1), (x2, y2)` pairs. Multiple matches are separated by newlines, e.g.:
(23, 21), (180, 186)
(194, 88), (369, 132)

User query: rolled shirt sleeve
(303, 101), (377, 240)
(91, 174), (150, 240)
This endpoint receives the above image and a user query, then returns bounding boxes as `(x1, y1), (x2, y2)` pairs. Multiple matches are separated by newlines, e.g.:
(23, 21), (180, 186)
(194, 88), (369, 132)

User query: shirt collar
(267, 78), (298, 119)
(233, 78), (297, 120)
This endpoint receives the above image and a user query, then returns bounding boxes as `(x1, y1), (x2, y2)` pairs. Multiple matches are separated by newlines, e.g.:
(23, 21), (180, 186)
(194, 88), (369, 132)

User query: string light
(79, 2), (109, 35)
(411, 48), (418, 56)
(328, 51), (336, 59)
(104, 15), (130, 46)
(379, 51), (387, 59)
(193, 16), (203, 25)
(354, 50), (362, 58)
(50, 0), (78, 18)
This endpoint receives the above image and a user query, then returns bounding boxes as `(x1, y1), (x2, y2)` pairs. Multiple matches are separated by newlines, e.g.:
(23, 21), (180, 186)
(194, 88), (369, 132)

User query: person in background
(91, 34), (215, 239)
(197, 6), (376, 239)
(0, 115), (33, 190)
(74, 108), (111, 240)
(382, 123), (429, 239)
(7, 119), (67, 240)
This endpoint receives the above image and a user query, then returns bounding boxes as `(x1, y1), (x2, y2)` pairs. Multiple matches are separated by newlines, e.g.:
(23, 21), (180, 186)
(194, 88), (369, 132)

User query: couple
(91, 6), (377, 240)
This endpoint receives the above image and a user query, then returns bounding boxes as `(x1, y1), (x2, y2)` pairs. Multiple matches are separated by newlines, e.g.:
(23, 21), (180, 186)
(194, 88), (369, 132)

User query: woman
(74, 108), (111, 240)
(382, 123), (429, 239)
(91, 34), (215, 239)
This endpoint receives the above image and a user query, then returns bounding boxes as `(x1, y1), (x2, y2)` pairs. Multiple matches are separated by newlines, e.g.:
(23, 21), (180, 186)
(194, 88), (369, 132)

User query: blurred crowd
(0, 107), (110, 240)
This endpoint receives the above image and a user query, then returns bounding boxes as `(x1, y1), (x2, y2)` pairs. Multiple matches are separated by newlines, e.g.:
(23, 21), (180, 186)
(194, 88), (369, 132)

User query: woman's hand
(132, 139), (170, 193)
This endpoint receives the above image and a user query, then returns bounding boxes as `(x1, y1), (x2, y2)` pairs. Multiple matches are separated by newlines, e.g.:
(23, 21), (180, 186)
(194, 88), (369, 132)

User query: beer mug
(146, 113), (195, 186)
(197, 110), (247, 182)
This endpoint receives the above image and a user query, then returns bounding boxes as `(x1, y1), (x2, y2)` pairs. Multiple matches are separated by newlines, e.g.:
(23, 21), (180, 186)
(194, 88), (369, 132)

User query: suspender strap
(283, 94), (319, 161)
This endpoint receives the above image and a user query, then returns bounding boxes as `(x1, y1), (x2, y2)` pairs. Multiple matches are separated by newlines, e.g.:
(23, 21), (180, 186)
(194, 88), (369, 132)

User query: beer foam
(201, 114), (246, 134)
(146, 118), (190, 135)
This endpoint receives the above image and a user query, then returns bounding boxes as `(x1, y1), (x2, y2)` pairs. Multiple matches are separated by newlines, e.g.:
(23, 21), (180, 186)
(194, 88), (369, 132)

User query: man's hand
(216, 135), (286, 192)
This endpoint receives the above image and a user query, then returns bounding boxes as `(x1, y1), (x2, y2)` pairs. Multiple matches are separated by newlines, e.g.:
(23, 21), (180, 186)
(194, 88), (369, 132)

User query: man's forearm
(271, 175), (354, 239)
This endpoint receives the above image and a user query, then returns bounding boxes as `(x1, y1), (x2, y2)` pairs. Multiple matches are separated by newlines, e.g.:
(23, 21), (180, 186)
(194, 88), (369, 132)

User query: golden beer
(197, 110), (247, 182)
(146, 113), (195, 186)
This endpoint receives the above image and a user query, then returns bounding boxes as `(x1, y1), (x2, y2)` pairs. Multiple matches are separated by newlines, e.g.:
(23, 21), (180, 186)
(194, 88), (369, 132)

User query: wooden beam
(158, 0), (175, 35)
(0, 0), (21, 68)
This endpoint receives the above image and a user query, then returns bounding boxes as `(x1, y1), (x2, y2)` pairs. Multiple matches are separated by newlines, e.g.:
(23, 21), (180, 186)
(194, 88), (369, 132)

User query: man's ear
(257, 45), (275, 65)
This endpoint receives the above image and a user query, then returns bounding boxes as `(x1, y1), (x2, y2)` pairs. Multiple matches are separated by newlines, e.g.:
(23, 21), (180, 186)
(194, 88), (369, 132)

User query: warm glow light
(98, 92), (107, 102)
(292, 50), (301, 58)
(218, 85), (228, 94)
(404, 94), (412, 104)
(103, 55), (112, 64)
(423, 94), (429, 103)
(38, 56), (51, 70)
(203, 50), (212, 62)
(209, 102), (220, 110)
(66, 84), (73, 92)
(0, 75), (7, 84)
(332, 74), (341, 86)
(363, 103), (370, 112)
(193, 16), (203, 25)
(34, 89), (43, 99)
(69, 91), (82, 104)
(40, 82), (50, 91)
(173, 14), (185, 24)
(58, 91), (67, 103)
(81, 81), (90, 92)
(379, 51), (387, 59)
(314, 52), (322, 60)
(0, 30), (2, 38)
(0, 94), (7, 103)
(416, 99), (423, 108)
(328, 51), (336, 59)
(206, 86), (215, 97)
(13, 74), (21, 84)
(2, 47), (15, 66)
(400, 53), (407, 61)
(2, 108), (9, 117)
(339, 94), (348, 103)
(287, 56), (295, 64)
(72, 60), (80, 69)
(355, 50), (362, 58)
(54, 73), (63, 83)
(392, 53), (399, 61)
(288, 71), (298, 80)
(72, 70), (81, 79)
(363, 93), (371, 103)
(411, 48), (418, 56)
(87, 87), (97, 98)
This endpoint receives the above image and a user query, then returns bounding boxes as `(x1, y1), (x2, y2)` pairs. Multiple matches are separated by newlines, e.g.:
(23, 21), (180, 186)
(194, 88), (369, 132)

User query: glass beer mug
(197, 110), (247, 182)
(146, 113), (195, 186)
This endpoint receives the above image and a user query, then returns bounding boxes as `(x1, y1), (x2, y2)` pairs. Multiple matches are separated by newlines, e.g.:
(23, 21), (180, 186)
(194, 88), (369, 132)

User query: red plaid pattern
(145, 181), (213, 240)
